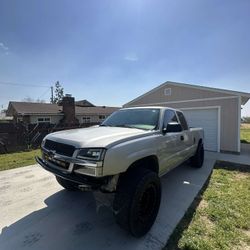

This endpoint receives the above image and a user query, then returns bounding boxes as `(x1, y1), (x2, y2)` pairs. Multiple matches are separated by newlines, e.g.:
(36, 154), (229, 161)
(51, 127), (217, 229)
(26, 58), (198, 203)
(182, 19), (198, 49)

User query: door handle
(180, 135), (184, 141)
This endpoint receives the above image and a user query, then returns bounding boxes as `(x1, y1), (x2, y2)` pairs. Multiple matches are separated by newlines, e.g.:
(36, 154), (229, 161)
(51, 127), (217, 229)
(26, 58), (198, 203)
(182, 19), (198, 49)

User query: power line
(0, 81), (50, 88)
(37, 87), (51, 100)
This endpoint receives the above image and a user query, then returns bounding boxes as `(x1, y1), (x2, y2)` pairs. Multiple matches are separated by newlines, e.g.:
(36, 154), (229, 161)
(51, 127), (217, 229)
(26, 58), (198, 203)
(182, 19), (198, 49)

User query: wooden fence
(0, 122), (99, 154)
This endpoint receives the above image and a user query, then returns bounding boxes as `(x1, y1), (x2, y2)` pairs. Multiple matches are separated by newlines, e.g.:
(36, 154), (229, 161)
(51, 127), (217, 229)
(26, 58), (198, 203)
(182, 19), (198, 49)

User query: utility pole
(51, 86), (54, 103)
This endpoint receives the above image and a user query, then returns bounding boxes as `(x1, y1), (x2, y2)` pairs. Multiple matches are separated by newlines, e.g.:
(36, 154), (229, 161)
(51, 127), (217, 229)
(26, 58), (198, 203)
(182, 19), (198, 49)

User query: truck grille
(44, 139), (75, 157)
(43, 152), (70, 170)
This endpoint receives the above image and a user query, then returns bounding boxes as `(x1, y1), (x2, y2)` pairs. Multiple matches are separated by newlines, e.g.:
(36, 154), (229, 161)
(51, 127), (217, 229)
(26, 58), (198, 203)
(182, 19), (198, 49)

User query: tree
(51, 81), (64, 104)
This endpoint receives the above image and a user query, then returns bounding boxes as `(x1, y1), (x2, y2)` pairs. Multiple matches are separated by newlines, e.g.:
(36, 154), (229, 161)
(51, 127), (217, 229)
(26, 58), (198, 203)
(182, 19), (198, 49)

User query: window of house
(37, 117), (51, 123)
(17, 117), (23, 123)
(99, 115), (106, 120)
(164, 88), (171, 96)
(82, 116), (91, 123)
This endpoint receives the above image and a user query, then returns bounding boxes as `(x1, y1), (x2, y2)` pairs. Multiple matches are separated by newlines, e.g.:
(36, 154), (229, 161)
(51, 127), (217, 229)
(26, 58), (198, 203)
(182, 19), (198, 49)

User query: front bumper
(40, 146), (104, 176)
(35, 156), (108, 189)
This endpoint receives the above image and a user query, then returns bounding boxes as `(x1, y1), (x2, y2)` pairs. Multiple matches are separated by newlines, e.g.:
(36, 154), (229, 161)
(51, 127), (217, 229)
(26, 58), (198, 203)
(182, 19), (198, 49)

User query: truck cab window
(163, 110), (178, 128)
(177, 111), (189, 130)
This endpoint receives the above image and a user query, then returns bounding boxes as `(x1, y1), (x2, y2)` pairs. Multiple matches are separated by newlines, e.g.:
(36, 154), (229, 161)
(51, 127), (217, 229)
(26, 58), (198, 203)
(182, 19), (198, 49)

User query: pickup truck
(36, 106), (204, 237)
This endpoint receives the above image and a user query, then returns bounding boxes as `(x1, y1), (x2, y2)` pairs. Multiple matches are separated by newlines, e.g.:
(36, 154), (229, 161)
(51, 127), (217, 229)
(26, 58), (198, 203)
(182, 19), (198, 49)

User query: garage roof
(125, 81), (250, 106)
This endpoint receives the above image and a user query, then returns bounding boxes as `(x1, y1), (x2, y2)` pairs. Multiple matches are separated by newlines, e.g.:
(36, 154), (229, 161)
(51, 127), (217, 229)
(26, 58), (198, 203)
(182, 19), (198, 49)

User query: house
(0, 109), (13, 123)
(6, 95), (119, 125)
(124, 81), (250, 154)
(75, 99), (95, 107)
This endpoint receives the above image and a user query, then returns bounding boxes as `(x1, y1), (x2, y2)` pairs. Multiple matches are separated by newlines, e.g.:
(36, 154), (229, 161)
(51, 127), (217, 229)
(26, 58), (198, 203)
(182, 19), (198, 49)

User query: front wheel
(191, 142), (204, 168)
(113, 168), (161, 237)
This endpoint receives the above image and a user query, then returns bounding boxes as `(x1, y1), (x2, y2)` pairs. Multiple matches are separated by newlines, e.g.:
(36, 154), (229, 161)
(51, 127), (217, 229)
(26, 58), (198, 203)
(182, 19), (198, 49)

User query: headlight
(41, 139), (46, 147)
(77, 148), (105, 161)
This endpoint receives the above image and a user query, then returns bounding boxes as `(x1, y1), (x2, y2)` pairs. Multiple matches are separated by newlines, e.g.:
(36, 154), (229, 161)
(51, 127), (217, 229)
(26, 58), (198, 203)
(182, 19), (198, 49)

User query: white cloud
(0, 42), (9, 55)
(124, 54), (138, 61)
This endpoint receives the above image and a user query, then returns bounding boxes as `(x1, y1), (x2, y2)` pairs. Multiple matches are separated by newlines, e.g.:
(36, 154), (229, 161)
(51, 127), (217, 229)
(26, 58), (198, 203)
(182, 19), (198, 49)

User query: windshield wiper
(112, 124), (133, 128)
(101, 124), (148, 130)
(113, 124), (146, 130)
(100, 124), (131, 128)
(99, 124), (112, 127)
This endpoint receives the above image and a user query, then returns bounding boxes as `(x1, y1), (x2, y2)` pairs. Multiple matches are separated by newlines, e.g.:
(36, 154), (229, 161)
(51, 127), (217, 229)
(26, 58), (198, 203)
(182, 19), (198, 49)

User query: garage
(181, 108), (219, 152)
(124, 81), (250, 153)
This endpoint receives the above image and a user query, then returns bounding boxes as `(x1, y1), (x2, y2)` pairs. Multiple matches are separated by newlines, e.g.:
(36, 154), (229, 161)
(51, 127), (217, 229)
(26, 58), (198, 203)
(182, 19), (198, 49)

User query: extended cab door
(158, 109), (184, 176)
(176, 111), (194, 160)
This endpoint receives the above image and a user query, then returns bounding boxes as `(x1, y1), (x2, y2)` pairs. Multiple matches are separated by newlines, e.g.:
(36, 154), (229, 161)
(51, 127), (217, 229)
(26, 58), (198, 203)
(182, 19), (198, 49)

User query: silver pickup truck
(36, 106), (204, 237)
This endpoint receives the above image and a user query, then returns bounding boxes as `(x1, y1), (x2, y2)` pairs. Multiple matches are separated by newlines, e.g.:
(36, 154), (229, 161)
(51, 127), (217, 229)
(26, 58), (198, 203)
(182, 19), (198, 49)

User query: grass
(166, 162), (250, 250)
(241, 123), (250, 144)
(0, 149), (41, 171)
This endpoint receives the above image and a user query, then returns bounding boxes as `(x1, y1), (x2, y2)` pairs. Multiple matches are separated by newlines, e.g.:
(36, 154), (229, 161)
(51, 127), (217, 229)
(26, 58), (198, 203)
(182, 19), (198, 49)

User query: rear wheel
(113, 168), (161, 237)
(56, 176), (78, 191)
(191, 142), (204, 168)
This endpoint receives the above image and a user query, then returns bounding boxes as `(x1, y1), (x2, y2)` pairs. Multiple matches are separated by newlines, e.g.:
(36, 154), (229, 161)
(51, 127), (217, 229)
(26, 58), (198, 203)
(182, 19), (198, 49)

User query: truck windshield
(101, 108), (160, 130)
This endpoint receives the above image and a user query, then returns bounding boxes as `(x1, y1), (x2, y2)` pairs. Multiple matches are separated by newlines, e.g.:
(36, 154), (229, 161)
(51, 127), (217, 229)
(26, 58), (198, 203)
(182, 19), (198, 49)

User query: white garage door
(182, 108), (219, 152)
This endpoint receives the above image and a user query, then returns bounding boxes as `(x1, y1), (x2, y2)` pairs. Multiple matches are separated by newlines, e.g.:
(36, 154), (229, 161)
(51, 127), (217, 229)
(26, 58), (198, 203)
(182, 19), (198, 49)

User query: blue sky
(0, 0), (250, 116)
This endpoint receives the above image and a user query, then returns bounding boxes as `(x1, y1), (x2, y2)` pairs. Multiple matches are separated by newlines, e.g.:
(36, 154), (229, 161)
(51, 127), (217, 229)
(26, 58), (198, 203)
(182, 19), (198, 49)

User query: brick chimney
(60, 94), (79, 125)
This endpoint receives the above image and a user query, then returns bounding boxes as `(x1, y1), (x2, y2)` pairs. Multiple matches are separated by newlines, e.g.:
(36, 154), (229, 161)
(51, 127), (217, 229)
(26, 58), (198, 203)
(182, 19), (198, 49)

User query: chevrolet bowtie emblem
(47, 150), (56, 157)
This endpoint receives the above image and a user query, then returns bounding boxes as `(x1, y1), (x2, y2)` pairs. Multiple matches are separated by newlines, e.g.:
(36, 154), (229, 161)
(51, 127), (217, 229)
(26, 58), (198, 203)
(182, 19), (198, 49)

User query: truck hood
(45, 126), (153, 148)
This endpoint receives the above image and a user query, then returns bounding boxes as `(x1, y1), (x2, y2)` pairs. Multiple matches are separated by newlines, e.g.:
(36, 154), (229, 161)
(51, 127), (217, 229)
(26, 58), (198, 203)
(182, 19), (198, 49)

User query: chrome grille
(44, 139), (75, 157)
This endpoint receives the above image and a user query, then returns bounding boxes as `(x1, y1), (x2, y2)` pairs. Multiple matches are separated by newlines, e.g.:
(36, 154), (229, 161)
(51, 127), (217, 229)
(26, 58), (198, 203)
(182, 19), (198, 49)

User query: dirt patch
(201, 215), (215, 232)
(242, 229), (250, 237)
(241, 123), (250, 129)
(236, 241), (250, 250)
(199, 199), (208, 209)
(234, 172), (249, 180)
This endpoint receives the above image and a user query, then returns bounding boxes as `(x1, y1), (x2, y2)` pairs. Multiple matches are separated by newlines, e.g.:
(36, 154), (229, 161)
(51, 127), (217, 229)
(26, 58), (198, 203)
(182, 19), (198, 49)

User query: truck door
(158, 109), (183, 176)
(176, 111), (194, 159)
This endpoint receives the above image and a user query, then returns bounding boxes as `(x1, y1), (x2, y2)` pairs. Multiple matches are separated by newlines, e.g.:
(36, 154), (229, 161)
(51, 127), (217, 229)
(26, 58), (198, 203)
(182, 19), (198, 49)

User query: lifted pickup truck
(36, 106), (204, 237)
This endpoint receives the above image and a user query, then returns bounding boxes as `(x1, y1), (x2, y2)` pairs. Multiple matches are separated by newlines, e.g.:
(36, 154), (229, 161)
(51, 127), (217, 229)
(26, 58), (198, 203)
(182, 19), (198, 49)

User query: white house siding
(29, 115), (63, 124)
(76, 114), (109, 124)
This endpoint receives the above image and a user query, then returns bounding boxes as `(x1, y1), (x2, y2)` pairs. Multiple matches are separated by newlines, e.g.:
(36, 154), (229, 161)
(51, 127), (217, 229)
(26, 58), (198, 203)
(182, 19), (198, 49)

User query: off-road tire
(113, 168), (161, 237)
(56, 176), (78, 191)
(191, 142), (204, 168)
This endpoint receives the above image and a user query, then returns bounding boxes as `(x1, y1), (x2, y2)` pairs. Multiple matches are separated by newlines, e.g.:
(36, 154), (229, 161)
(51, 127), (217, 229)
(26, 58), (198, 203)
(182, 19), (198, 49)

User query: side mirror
(163, 122), (182, 134)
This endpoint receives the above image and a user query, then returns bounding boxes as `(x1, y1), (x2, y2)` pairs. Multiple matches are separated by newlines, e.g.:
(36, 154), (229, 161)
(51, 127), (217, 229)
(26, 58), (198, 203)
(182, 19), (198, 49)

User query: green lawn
(167, 164), (250, 250)
(0, 149), (41, 171)
(241, 127), (250, 144)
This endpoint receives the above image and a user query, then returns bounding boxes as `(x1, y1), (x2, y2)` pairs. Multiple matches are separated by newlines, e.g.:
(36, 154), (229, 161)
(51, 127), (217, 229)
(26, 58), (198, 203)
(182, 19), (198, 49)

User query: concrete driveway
(0, 153), (216, 250)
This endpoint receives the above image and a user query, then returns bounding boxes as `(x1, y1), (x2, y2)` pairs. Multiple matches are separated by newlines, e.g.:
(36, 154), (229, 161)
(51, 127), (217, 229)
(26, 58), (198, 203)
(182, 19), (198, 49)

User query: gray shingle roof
(7, 101), (119, 116)
(75, 100), (95, 107)
(8, 102), (63, 115)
